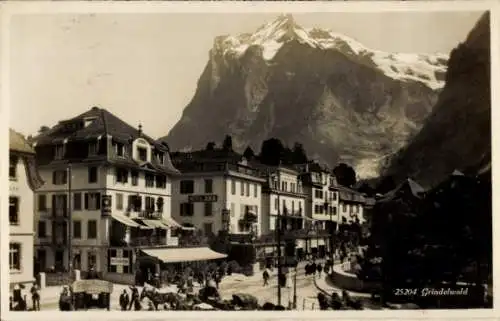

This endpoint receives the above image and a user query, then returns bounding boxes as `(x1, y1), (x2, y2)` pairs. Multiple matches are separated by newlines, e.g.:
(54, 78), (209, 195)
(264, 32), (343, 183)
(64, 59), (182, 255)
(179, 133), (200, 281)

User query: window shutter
(63, 170), (68, 184)
(96, 193), (101, 210)
(52, 195), (56, 214)
(84, 193), (89, 210)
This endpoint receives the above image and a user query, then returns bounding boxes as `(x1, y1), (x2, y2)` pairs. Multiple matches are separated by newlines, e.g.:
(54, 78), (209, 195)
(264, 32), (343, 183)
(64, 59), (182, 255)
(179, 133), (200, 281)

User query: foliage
(205, 142), (216, 151)
(222, 135), (233, 151)
(333, 163), (357, 187)
(243, 146), (255, 159)
(365, 172), (492, 304)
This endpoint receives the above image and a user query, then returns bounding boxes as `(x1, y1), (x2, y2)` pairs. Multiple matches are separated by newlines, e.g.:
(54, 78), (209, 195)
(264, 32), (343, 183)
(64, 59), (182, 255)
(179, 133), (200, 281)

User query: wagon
(72, 279), (113, 310)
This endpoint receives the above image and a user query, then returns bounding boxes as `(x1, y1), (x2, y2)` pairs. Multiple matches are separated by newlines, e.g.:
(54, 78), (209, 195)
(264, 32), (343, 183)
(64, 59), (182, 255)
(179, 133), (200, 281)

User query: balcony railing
(52, 208), (68, 218)
(129, 236), (167, 247)
(178, 234), (210, 247)
(137, 210), (162, 219)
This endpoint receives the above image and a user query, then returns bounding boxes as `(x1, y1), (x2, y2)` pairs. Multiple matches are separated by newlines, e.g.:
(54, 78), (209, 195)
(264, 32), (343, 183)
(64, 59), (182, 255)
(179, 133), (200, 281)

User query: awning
(111, 213), (142, 228)
(161, 217), (183, 228)
(141, 247), (227, 263)
(140, 219), (168, 229)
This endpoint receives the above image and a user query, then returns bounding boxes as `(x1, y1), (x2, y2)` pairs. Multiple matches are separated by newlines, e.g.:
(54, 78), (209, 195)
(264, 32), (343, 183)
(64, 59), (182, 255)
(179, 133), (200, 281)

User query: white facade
(34, 137), (176, 273)
(303, 171), (340, 230)
(171, 169), (264, 237)
(9, 155), (36, 287)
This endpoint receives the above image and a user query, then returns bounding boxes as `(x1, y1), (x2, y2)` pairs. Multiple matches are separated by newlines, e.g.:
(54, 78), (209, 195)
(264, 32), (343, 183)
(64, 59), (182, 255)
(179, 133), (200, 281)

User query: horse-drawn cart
(72, 279), (113, 311)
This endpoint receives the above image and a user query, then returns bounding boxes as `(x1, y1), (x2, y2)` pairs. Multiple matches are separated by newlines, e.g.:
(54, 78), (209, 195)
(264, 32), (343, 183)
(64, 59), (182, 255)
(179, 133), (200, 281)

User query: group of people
(9, 283), (40, 311)
(119, 286), (141, 311)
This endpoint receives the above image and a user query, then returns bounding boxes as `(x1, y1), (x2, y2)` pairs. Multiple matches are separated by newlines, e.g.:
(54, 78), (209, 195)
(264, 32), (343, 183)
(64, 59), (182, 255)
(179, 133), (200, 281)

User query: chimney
(138, 123), (143, 136)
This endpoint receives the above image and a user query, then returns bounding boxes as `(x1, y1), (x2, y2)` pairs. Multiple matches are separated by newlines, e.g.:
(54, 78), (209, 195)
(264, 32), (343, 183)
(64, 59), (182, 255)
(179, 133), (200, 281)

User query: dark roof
(33, 106), (168, 152)
(294, 161), (330, 173)
(378, 178), (425, 203)
(336, 185), (366, 203)
(10, 129), (35, 154)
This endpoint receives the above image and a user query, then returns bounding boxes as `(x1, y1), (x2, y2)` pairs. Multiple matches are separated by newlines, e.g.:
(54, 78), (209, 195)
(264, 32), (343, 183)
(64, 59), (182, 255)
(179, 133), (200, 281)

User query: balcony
(129, 236), (167, 247)
(52, 208), (68, 219)
(177, 234), (210, 247)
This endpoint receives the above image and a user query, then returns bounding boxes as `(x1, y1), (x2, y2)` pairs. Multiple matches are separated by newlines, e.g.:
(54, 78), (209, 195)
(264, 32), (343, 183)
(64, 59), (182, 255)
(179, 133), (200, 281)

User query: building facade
(257, 165), (307, 266)
(32, 107), (182, 283)
(296, 162), (340, 258)
(170, 151), (265, 238)
(9, 129), (44, 288)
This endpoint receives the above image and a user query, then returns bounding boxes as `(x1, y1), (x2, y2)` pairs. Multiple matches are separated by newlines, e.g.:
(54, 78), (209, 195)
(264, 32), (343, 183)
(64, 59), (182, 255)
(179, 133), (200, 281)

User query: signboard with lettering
(110, 257), (129, 266)
(188, 194), (218, 203)
(102, 195), (112, 215)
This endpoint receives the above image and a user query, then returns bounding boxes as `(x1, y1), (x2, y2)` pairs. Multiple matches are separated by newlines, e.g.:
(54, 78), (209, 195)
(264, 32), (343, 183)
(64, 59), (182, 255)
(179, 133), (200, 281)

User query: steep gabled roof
(10, 129), (35, 154)
(378, 178), (425, 203)
(33, 106), (168, 152)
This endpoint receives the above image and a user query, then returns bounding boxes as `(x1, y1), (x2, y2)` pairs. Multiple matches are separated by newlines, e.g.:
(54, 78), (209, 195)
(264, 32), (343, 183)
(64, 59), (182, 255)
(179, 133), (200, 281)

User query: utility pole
(293, 264), (297, 309)
(67, 164), (73, 274)
(276, 170), (282, 307)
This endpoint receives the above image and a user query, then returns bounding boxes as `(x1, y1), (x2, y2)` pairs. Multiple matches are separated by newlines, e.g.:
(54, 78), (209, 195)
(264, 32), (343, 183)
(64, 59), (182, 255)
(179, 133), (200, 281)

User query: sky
(9, 10), (484, 139)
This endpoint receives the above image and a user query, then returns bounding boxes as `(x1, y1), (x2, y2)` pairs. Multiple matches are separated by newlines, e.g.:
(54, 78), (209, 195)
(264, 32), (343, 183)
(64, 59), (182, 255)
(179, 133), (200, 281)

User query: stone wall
(329, 263), (380, 293)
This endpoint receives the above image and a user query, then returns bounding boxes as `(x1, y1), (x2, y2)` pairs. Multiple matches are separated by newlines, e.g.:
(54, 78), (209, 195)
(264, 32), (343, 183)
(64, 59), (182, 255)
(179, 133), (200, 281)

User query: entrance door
(37, 249), (47, 272)
(55, 250), (64, 271)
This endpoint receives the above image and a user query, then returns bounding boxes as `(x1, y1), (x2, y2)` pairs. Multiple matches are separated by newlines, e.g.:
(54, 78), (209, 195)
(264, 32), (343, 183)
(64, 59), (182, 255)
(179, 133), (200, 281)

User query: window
(116, 168), (128, 184)
(254, 184), (258, 197)
(9, 156), (17, 180)
(156, 175), (167, 189)
(53, 194), (67, 217)
(332, 192), (337, 200)
(204, 202), (213, 216)
(203, 223), (213, 237)
(87, 252), (97, 270)
(231, 180), (236, 195)
(246, 183), (250, 197)
(180, 180), (194, 194)
(180, 203), (194, 216)
(54, 145), (64, 160)
(292, 201), (295, 214)
(87, 220), (97, 239)
(115, 143), (124, 157)
(204, 179), (213, 193)
(131, 171), (138, 186)
(73, 221), (81, 239)
(38, 194), (47, 211)
(145, 196), (155, 212)
(284, 182), (288, 192)
(240, 182), (244, 196)
(9, 197), (19, 225)
(84, 193), (101, 211)
(52, 170), (67, 185)
(9, 243), (21, 271)
(137, 147), (148, 162)
(116, 193), (123, 210)
(145, 174), (155, 188)
(274, 198), (278, 211)
(230, 203), (235, 217)
(156, 152), (164, 164)
(314, 189), (324, 199)
(157, 197), (164, 213)
(88, 142), (98, 156)
(73, 193), (82, 210)
(38, 221), (46, 238)
(88, 166), (98, 183)
(128, 195), (142, 212)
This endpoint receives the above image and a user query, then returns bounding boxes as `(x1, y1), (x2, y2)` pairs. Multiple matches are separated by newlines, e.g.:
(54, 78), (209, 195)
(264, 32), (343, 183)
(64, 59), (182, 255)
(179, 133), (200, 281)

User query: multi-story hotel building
(32, 106), (185, 283)
(336, 186), (366, 224)
(9, 129), (44, 288)
(256, 165), (308, 266)
(296, 162), (340, 258)
(170, 150), (265, 238)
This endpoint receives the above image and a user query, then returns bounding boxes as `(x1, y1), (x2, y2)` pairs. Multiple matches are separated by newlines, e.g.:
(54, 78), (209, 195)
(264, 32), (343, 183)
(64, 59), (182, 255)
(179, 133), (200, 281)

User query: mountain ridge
(163, 14), (449, 178)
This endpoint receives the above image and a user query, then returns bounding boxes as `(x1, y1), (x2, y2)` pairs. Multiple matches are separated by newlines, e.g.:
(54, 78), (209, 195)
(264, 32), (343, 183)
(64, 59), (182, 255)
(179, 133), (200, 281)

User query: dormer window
(156, 152), (164, 164)
(83, 117), (97, 128)
(137, 147), (147, 162)
(54, 144), (64, 160)
(88, 141), (98, 156)
(9, 156), (18, 180)
(114, 143), (124, 157)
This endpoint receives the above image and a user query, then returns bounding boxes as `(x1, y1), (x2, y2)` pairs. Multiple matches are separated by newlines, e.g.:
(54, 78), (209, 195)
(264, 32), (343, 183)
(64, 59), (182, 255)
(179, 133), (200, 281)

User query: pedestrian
(119, 289), (129, 311)
(262, 269), (270, 286)
(317, 263), (323, 277)
(30, 284), (40, 311)
(311, 262), (317, 277)
(128, 285), (139, 310)
(214, 272), (221, 289)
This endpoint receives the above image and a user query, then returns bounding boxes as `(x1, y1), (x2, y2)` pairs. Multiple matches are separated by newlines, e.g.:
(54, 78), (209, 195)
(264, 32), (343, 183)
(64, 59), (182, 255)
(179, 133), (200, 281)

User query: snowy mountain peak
(213, 14), (449, 90)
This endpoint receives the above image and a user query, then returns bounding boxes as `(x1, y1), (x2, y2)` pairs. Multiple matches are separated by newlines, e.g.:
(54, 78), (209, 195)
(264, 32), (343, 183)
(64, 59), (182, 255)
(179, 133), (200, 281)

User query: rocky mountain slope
(381, 12), (490, 188)
(163, 14), (448, 178)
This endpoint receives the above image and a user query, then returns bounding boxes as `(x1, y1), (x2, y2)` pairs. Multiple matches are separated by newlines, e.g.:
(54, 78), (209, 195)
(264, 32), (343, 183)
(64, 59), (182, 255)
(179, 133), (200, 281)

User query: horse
(139, 286), (181, 310)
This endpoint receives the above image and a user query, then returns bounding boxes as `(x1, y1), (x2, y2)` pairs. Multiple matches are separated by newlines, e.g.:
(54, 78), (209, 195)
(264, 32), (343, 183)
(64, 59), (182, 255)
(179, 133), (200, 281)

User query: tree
(291, 142), (308, 164)
(243, 146), (255, 159)
(333, 163), (357, 187)
(38, 126), (50, 133)
(222, 135), (233, 151)
(205, 142), (216, 151)
(259, 138), (285, 166)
